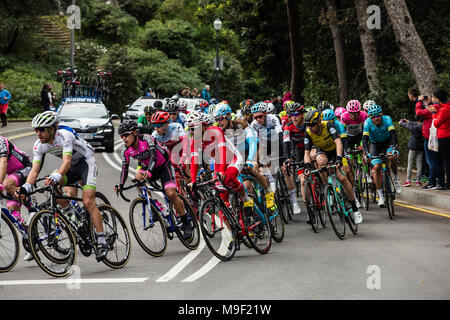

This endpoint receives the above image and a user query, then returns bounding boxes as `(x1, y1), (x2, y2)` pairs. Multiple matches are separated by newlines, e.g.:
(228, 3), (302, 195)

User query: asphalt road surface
(1, 131), (449, 301)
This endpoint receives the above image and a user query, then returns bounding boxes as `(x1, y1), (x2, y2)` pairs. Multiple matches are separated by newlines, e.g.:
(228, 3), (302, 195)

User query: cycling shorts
(64, 157), (98, 190)
(369, 140), (390, 166)
(147, 160), (177, 191)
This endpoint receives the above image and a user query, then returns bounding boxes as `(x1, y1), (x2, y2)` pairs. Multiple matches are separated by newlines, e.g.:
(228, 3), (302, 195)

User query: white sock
(377, 189), (384, 199)
(243, 194), (251, 203)
(289, 189), (297, 203)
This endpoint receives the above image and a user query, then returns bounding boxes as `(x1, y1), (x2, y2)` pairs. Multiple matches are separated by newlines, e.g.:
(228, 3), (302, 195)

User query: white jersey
(250, 114), (282, 145)
(32, 128), (95, 165)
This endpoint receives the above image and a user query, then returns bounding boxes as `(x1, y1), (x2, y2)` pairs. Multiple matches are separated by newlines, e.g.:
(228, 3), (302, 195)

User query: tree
(355, 0), (378, 94)
(383, 0), (438, 95)
(286, 0), (304, 102)
(325, 0), (348, 105)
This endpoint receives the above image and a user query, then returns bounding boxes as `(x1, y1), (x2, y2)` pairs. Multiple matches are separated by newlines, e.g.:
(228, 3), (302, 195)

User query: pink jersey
(0, 136), (31, 173)
(340, 111), (368, 137)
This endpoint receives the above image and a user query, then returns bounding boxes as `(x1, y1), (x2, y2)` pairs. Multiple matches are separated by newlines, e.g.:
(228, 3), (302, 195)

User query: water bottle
(70, 200), (82, 214)
(70, 200), (83, 228)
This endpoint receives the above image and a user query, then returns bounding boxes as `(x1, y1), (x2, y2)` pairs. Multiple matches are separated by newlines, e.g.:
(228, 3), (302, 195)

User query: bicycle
(27, 183), (131, 277)
(194, 176), (272, 261)
(239, 165), (284, 243)
(348, 148), (371, 211)
(322, 163), (358, 240)
(118, 179), (200, 257)
(372, 153), (396, 220)
(275, 166), (293, 224)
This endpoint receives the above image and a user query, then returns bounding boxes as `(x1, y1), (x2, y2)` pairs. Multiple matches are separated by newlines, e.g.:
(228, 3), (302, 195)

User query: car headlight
(97, 127), (113, 134)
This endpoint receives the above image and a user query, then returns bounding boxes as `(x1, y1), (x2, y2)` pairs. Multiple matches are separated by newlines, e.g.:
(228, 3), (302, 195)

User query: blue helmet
(251, 102), (268, 114)
(213, 103), (232, 118)
(368, 104), (382, 117)
(322, 108), (336, 121)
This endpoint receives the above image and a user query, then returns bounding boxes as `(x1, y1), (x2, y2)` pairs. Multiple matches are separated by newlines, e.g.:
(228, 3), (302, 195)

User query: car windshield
(128, 99), (164, 111)
(60, 103), (108, 118)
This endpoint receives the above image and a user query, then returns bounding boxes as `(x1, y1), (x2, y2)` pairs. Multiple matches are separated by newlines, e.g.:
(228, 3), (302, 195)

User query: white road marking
(0, 278), (148, 286)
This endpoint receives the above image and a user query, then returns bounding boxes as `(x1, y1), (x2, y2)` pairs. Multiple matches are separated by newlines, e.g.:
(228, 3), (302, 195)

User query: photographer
(399, 118), (423, 187)
(415, 93), (445, 189)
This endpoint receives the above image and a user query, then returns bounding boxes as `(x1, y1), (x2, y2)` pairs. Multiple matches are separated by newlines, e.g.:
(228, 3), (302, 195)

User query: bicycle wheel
(344, 199), (358, 235)
(129, 197), (167, 257)
(28, 210), (77, 277)
(199, 199), (237, 261)
(276, 173), (293, 223)
(244, 199), (272, 254)
(317, 184), (327, 228)
(95, 191), (111, 205)
(0, 212), (19, 273)
(384, 172), (395, 220)
(170, 194), (200, 250)
(324, 184), (346, 240)
(305, 181), (320, 233)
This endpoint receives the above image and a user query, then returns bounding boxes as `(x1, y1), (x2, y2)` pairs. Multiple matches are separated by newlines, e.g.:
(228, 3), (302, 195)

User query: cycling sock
(350, 200), (358, 213)
(377, 189), (383, 199)
(289, 189), (296, 203)
(97, 233), (107, 245)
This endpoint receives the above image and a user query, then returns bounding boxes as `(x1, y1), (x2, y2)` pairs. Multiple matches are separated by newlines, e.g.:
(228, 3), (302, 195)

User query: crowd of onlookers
(404, 87), (450, 190)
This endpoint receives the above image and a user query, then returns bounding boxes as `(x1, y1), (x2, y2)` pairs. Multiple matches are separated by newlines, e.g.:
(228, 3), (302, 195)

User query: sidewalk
(0, 120), (33, 138)
(395, 169), (450, 214)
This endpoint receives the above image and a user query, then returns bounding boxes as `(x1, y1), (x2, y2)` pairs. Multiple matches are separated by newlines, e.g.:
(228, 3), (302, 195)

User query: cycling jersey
(171, 112), (186, 126)
(223, 120), (258, 163)
(0, 136), (31, 174)
(282, 121), (306, 158)
(340, 111), (368, 137)
(152, 123), (189, 164)
(32, 128), (95, 165)
(363, 115), (395, 144)
(304, 121), (341, 152)
(250, 114), (283, 145)
(137, 115), (154, 135)
(120, 134), (171, 186)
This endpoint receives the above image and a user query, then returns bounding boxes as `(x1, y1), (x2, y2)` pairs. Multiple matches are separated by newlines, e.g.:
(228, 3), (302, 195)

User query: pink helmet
(346, 99), (361, 113)
(334, 107), (346, 119)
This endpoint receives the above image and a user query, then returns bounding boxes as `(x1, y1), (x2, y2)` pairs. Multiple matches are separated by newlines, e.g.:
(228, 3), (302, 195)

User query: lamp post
(213, 18), (222, 101)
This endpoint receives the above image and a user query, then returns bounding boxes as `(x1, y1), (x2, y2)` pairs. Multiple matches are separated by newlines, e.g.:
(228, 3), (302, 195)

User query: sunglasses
(254, 115), (265, 120)
(169, 112), (178, 115)
(120, 132), (133, 138)
(34, 127), (48, 133)
(289, 112), (303, 117)
(371, 114), (382, 119)
(153, 123), (165, 128)
(215, 116), (227, 122)
(306, 122), (319, 127)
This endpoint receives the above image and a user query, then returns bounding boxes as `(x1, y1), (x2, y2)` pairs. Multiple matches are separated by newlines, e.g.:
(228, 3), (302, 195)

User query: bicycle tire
(276, 173), (293, 223)
(384, 172), (395, 220)
(245, 195), (272, 254)
(324, 184), (346, 240)
(305, 180), (320, 233)
(28, 210), (77, 277)
(199, 199), (237, 261)
(170, 194), (200, 250)
(91, 204), (131, 269)
(344, 199), (358, 235)
(95, 191), (111, 205)
(129, 197), (167, 257)
(0, 212), (19, 273)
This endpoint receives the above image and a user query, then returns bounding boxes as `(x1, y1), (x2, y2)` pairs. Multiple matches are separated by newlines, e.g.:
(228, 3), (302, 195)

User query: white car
(122, 97), (166, 121)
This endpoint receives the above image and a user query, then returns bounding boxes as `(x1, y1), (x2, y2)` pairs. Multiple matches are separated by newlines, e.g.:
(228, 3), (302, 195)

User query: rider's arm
(362, 119), (371, 154)
(120, 148), (130, 186)
(282, 125), (292, 159)
(385, 116), (398, 148)
(245, 128), (258, 163)
(0, 137), (9, 184)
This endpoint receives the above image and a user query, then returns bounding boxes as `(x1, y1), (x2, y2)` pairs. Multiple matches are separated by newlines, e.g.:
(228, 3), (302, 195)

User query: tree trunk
(383, 0), (438, 95)
(286, 0), (304, 102)
(325, 0), (348, 105)
(355, 0), (378, 94)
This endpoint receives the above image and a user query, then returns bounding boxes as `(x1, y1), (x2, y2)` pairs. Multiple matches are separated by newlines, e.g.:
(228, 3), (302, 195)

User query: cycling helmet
(213, 103), (232, 118)
(207, 104), (217, 116)
(305, 106), (316, 113)
(287, 102), (305, 114)
(283, 100), (295, 110)
(266, 102), (275, 114)
(251, 102), (268, 114)
(305, 109), (322, 125)
(165, 100), (178, 113)
(363, 100), (376, 111)
(317, 101), (331, 111)
(334, 106), (346, 119)
(322, 108), (336, 121)
(185, 110), (205, 128)
(242, 104), (252, 115)
(346, 99), (361, 113)
(368, 104), (382, 117)
(240, 99), (255, 109)
(151, 111), (170, 124)
(203, 114), (216, 126)
(153, 100), (163, 110)
(177, 100), (188, 111)
(118, 120), (138, 134)
(32, 111), (60, 128)
(199, 101), (209, 110)
(144, 105), (156, 115)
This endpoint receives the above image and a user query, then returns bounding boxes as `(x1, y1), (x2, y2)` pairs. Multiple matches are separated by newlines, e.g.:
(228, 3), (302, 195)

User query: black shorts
(369, 140), (390, 157)
(347, 133), (363, 149)
(147, 161), (177, 191)
(65, 157), (98, 190)
(8, 166), (32, 186)
(315, 148), (337, 162)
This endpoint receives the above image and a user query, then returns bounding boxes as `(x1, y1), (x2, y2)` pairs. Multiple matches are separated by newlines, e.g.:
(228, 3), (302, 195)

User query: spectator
(416, 92), (445, 189)
(271, 93), (283, 114)
(0, 82), (11, 127)
(201, 85), (211, 104)
(41, 83), (56, 112)
(184, 87), (191, 98)
(427, 88), (450, 190)
(282, 91), (292, 105)
(191, 88), (198, 98)
(399, 118), (424, 187)
(146, 87), (156, 98)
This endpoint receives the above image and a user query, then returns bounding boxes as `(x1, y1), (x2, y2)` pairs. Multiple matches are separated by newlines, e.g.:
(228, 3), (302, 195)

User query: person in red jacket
(416, 93), (445, 189)
(427, 88), (450, 190)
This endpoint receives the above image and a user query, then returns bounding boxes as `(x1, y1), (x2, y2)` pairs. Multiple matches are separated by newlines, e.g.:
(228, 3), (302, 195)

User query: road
(1, 131), (449, 301)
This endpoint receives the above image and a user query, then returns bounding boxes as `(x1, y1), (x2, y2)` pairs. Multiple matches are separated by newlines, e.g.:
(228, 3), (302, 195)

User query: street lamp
(214, 18), (222, 100)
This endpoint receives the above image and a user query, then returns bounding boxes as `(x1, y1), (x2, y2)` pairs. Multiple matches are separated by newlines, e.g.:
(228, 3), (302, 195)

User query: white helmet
(266, 102), (275, 114)
(363, 100), (376, 111)
(203, 114), (216, 126)
(185, 110), (205, 128)
(32, 111), (59, 128)
(207, 104), (217, 116)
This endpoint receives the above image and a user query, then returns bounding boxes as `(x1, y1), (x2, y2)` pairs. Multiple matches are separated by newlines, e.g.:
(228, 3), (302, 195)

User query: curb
(395, 187), (450, 213)
(0, 127), (34, 139)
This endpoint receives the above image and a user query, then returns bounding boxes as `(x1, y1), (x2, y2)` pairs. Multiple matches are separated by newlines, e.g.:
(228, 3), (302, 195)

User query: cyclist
(138, 103), (158, 135)
(166, 99), (186, 126)
(19, 111), (109, 261)
(362, 100), (376, 113)
(362, 104), (401, 207)
(197, 101), (209, 114)
(334, 107), (346, 121)
(114, 120), (193, 239)
(0, 136), (31, 225)
(303, 109), (363, 224)
(280, 100), (294, 126)
(151, 111), (189, 177)
(236, 99), (255, 119)
(186, 111), (254, 216)
(282, 102), (307, 211)
(251, 101), (301, 214)
(213, 102), (276, 211)
(317, 101), (333, 112)
(341, 100), (368, 150)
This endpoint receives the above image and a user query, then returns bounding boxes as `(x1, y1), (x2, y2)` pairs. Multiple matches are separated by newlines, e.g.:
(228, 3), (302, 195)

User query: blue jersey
(334, 119), (347, 138)
(363, 115), (395, 144)
(0, 89), (11, 105)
